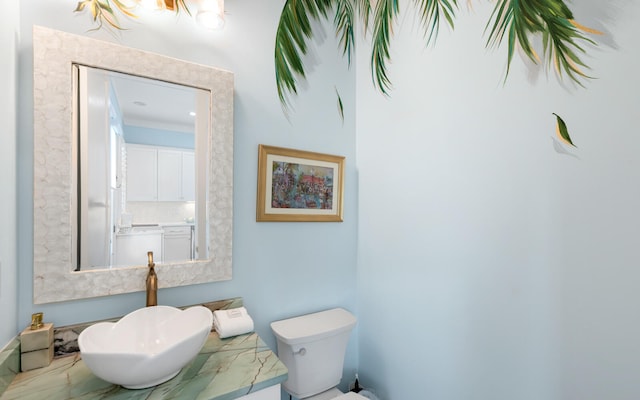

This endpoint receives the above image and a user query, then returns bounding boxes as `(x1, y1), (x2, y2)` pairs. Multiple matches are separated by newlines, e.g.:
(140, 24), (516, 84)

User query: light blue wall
(123, 125), (195, 149)
(356, 1), (640, 399)
(12, 1), (640, 399)
(14, 1), (357, 396)
(0, 0), (19, 350)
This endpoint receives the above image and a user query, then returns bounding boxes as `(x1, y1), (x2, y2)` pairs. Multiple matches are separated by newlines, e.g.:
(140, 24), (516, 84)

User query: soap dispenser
(19, 312), (54, 371)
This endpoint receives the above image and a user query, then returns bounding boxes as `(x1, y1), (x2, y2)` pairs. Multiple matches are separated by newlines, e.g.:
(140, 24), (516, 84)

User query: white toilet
(270, 308), (367, 400)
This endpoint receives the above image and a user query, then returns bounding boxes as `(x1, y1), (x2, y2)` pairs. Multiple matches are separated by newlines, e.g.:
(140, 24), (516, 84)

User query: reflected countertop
(116, 226), (164, 235)
(117, 223), (194, 235)
(158, 222), (195, 227)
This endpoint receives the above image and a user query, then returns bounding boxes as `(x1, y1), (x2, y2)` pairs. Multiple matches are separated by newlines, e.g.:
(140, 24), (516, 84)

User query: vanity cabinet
(127, 144), (195, 202)
(236, 384), (280, 400)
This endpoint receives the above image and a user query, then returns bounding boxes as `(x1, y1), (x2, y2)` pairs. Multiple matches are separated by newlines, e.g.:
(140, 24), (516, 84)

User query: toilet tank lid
(271, 308), (356, 345)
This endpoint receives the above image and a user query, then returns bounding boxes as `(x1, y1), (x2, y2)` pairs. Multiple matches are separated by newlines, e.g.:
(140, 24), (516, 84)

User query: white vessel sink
(78, 305), (213, 389)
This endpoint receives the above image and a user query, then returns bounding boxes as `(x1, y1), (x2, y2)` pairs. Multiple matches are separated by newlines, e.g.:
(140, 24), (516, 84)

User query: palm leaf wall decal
(553, 113), (575, 147)
(370, 0), (459, 94)
(75, 0), (139, 30)
(334, 0), (356, 64)
(174, 0), (192, 15)
(275, 0), (334, 106)
(486, 0), (598, 85)
(74, 0), (193, 30)
(415, 0), (458, 44)
(370, 0), (399, 95)
(74, 0), (601, 114)
(333, 0), (382, 58)
(336, 87), (345, 121)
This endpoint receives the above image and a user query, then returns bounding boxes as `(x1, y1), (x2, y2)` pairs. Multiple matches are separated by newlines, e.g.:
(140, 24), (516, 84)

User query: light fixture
(138, 0), (167, 11)
(74, 0), (225, 31)
(195, 0), (225, 30)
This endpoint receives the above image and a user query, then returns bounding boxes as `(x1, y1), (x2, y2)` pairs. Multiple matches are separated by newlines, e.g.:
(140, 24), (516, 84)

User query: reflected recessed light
(189, 111), (196, 116)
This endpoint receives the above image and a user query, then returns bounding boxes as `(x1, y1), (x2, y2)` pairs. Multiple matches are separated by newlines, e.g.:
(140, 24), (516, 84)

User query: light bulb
(195, 0), (225, 30)
(138, 0), (165, 11)
(196, 10), (225, 30)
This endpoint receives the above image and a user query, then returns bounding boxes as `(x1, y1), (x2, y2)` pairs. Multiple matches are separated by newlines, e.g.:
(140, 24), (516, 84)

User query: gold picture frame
(257, 145), (345, 222)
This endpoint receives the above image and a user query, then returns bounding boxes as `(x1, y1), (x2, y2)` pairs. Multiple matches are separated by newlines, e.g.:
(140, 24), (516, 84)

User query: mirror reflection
(75, 65), (210, 270)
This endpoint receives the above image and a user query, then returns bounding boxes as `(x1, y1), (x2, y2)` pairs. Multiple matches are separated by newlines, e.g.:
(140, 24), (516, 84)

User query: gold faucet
(146, 251), (158, 307)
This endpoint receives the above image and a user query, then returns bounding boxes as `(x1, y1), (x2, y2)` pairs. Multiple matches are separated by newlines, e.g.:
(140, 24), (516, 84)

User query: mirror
(33, 26), (233, 304)
(75, 66), (209, 270)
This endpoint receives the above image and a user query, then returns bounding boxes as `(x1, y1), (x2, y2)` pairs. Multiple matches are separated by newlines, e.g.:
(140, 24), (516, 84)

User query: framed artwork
(256, 144), (345, 222)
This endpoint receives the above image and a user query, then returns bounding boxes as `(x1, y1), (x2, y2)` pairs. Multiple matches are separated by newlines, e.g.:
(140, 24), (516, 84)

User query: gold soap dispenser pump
(146, 251), (158, 307)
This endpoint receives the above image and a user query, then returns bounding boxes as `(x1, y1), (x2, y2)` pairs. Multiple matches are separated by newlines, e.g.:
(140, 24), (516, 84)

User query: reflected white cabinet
(114, 231), (163, 266)
(126, 146), (158, 201)
(158, 149), (195, 201)
(158, 150), (182, 201)
(181, 152), (195, 201)
(162, 225), (193, 262)
(126, 144), (194, 202)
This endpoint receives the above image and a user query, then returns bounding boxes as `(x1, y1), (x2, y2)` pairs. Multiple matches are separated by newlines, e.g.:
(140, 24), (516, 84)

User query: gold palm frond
(174, 0), (192, 16)
(74, 0), (132, 30)
(74, 0), (191, 30)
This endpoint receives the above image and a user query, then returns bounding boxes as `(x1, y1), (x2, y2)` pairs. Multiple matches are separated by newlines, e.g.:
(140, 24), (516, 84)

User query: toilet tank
(271, 308), (357, 399)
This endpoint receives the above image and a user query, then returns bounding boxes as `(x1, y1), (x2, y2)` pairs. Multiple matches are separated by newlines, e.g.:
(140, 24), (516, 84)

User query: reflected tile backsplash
(126, 202), (195, 224)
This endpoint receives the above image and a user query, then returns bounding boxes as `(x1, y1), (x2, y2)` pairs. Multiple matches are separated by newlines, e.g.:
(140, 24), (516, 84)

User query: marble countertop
(0, 331), (287, 400)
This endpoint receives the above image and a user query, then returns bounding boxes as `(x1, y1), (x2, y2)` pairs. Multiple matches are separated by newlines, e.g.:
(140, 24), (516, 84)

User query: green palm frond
(486, 0), (597, 85)
(486, 0), (545, 76)
(541, 17), (595, 84)
(275, 0), (334, 106)
(371, 0), (458, 95)
(277, 0), (374, 108)
(355, 0), (372, 34)
(336, 87), (345, 122)
(553, 113), (575, 147)
(414, 0), (458, 44)
(371, 0), (400, 95)
(334, 0), (356, 64)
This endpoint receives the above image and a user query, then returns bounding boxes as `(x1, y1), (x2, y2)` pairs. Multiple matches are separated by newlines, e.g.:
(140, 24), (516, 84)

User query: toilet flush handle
(293, 347), (306, 356)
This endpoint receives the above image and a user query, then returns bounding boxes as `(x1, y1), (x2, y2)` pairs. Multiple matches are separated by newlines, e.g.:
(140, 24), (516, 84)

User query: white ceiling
(109, 70), (197, 133)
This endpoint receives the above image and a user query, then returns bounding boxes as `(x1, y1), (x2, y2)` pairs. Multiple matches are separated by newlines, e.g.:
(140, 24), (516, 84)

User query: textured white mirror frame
(33, 25), (233, 304)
